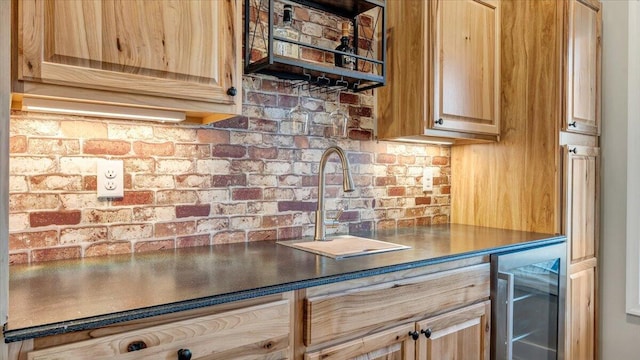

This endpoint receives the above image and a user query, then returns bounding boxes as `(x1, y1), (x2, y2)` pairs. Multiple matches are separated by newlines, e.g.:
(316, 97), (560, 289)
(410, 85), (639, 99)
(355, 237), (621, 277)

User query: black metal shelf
(244, 0), (386, 93)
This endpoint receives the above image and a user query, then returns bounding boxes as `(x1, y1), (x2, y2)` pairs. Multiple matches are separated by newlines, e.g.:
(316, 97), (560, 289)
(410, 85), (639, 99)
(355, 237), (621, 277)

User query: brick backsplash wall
(7, 2), (451, 264)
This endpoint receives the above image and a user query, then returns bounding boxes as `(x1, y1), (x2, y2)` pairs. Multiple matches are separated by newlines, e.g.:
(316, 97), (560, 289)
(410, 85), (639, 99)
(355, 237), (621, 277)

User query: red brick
(212, 231), (246, 244)
(405, 207), (426, 217)
(249, 118), (278, 133)
(9, 252), (29, 265)
(83, 140), (130, 155)
(293, 6), (310, 21)
(135, 240), (175, 253)
(212, 174), (246, 187)
(231, 159), (264, 173)
(339, 92), (359, 105)
(10, 136), (27, 153)
(398, 219), (416, 228)
(441, 185), (451, 194)
(417, 217), (433, 226)
(416, 197), (432, 205)
(155, 221), (196, 237)
(248, 230), (277, 241)
(177, 234), (211, 248)
(232, 188), (263, 201)
(277, 95), (298, 108)
(176, 205), (211, 218)
(348, 153), (372, 164)
(278, 201), (316, 212)
(246, 92), (277, 106)
(29, 175), (82, 191)
(294, 136), (309, 148)
(32, 247), (81, 262)
(212, 144), (246, 158)
(85, 242), (132, 257)
(9, 230), (58, 250)
(434, 176), (449, 186)
(30, 211), (81, 227)
(375, 176), (396, 186)
(301, 48), (324, 63)
(377, 153), (396, 164)
(323, 27), (340, 41)
(262, 214), (293, 228)
(348, 129), (373, 141)
(133, 141), (174, 156)
(359, 14), (373, 27)
(83, 175), (97, 191)
(349, 106), (373, 118)
(211, 116), (249, 130)
(249, 147), (278, 159)
(278, 227), (303, 240)
(388, 187), (406, 196)
(197, 129), (229, 143)
(432, 156), (449, 165)
(349, 221), (373, 233)
(302, 175), (319, 187)
(112, 191), (154, 206)
(376, 219), (396, 230)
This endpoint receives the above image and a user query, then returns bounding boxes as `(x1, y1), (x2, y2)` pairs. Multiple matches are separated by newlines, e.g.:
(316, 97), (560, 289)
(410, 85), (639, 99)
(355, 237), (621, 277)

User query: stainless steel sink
(277, 235), (410, 259)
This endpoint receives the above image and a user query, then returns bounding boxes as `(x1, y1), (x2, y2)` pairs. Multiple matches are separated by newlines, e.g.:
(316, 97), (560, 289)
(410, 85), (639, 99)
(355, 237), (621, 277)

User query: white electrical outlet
(423, 167), (434, 192)
(97, 159), (124, 198)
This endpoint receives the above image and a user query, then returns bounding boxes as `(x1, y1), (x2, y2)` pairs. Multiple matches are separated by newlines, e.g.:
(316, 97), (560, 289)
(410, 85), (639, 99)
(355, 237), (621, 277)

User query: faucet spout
(315, 146), (354, 241)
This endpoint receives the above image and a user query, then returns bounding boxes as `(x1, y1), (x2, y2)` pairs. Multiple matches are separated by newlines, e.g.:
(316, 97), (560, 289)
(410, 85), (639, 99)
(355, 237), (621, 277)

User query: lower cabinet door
(416, 301), (490, 360)
(568, 262), (596, 360)
(304, 323), (416, 360)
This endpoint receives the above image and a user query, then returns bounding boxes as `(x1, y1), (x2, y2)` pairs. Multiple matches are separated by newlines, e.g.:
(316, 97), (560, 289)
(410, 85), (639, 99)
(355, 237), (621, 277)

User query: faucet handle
(325, 208), (344, 227)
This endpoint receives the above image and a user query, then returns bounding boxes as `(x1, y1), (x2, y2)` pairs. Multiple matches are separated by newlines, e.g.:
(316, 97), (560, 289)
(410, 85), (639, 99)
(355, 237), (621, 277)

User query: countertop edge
(3, 235), (565, 343)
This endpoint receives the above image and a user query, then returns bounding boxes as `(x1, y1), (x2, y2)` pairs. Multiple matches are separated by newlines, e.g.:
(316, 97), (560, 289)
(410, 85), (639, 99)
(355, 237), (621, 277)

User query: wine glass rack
(244, 0), (386, 93)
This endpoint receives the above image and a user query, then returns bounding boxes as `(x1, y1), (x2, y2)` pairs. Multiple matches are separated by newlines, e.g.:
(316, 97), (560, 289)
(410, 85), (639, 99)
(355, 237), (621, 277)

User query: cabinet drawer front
(27, 300), (291, 360)
(304, 264), (490, 346)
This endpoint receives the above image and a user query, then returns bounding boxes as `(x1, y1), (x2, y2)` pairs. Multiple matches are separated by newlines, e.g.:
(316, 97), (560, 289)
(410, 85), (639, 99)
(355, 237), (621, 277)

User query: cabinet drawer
(27, 300), (291, 360)
(304, 263), (490, 346)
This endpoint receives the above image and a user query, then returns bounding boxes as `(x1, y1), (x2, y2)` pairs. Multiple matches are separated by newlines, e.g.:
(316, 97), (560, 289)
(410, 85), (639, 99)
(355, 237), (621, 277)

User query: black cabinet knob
(435, 118), (444, 126)
(421, 328), (432, 338)
(569, 147), (577, 154)
(227, 87), (237, 96)
(408, 331), (420, 341)
(126, 340), (147, 352)
(568, 121), (577, 127)
(177, 349), (192, 360)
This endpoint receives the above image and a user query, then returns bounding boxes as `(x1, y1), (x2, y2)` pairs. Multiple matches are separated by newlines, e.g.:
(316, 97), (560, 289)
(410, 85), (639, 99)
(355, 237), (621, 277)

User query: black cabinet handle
(568, 121), (577, 127)
(408, 331), (420, 341)
(177, 349), (192, 360)
(435, 118), (444, 126)
(126, 340), (147, 352)
(227, 87), (237, 96)
(569, 147), (577, 154)
(421, 328), (432, 338)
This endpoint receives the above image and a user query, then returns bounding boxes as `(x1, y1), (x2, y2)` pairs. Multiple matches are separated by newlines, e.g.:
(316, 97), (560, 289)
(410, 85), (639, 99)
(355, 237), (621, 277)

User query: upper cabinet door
(18, 0), (240, 109)
(565, 0), (601, 135)
(432, 0), (500, 135)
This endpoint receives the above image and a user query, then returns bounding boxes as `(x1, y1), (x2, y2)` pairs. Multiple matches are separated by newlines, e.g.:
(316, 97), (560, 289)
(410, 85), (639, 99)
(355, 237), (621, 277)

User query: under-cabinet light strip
(22, 97), (186, 123)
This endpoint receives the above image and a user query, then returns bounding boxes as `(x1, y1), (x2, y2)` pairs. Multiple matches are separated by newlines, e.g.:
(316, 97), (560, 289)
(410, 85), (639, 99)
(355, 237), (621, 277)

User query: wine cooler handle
(498, 271), (515, 360)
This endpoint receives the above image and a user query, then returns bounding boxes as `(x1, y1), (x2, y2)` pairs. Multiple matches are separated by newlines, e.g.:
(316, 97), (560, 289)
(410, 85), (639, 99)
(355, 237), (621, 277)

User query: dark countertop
(4, 224), (565, 342)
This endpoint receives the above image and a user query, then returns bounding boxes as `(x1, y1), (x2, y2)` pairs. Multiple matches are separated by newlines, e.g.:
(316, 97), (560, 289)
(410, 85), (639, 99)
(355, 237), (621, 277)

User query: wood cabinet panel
(416, 301), (490, 360)
(564, 145), (599, 263)
(26, 300), (291, 360)
(565, 0), (601, 135)
(433, 0), (500, 135)
(304, 264), (490, 346)
(305, 323), (416, 360)
(568, 263), (596, 360)
(16, 0), (241, 120)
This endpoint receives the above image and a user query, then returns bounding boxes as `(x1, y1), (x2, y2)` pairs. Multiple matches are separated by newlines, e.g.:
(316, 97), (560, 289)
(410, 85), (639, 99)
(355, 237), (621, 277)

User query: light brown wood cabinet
(451, 1), (601, 358)
(377, 0), (500, 144)
(9, 294), (294, 360)
(300, 260), (491, 360)
(14, 0), (242, 123)
(564, 0), (602, 135)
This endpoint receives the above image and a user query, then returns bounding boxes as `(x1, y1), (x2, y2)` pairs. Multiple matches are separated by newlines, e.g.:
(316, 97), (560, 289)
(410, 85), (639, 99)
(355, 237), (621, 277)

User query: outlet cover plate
(97, 159), (124, 198)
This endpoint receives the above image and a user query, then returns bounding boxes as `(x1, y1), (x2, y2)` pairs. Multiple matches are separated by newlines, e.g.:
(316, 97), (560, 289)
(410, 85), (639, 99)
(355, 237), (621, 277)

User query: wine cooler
(491, 242), (566, 360)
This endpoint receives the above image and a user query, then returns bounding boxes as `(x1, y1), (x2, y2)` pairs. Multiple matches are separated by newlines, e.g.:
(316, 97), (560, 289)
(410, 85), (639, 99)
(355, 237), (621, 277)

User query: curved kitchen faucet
(314, 146), (355, 241)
